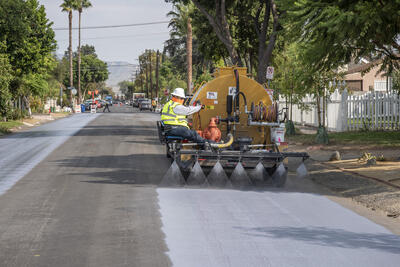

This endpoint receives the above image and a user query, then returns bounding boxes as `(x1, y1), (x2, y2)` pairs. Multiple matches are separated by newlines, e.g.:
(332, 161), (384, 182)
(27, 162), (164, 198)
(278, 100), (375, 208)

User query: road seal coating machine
(157, 67), (309, 187)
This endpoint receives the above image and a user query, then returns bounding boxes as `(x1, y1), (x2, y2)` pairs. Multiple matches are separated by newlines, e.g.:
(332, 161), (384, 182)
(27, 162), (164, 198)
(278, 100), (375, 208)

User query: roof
(344, 59), (382, 75)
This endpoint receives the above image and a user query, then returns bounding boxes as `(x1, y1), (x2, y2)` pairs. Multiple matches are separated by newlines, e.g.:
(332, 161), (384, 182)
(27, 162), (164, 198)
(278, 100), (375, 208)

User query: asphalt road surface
(0, 105), (399, 267)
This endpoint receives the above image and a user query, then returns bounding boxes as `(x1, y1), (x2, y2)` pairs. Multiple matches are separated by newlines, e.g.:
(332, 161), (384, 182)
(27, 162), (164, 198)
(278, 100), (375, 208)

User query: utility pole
(68, 11), (74, 111)
(149, 50), (153, 100)
(156, 50), (160, 100)
(139, 67), (144, 93)
(187, 17), (193, 95)
(145, 50), (149, 98)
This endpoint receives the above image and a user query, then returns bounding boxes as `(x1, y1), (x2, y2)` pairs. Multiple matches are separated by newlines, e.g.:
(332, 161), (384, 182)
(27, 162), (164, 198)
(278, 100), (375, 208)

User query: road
(0, 105), (399, 267)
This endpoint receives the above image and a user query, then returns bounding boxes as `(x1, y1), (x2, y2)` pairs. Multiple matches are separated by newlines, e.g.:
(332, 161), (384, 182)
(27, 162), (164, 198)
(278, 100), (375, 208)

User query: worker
(161, 88), (206, 143)
(152, 99), (157, 112)
(103, 101), (111, 112)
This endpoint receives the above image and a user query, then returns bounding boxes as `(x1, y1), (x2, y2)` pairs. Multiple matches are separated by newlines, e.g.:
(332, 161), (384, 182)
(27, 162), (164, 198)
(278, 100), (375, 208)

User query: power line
(54, 21), (169, 31)
(57, 32), (169, 42)
(69, 65), (139, 72)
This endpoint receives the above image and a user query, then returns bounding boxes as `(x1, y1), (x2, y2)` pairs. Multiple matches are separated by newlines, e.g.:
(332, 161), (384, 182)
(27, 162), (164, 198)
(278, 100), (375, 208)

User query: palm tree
(75, 0), (92, 104)
(167, 3), (194, 93)
(60, 0), (78, 109)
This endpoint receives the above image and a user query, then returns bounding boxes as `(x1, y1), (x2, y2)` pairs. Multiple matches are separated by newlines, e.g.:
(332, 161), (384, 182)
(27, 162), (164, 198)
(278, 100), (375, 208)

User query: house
(343, 59), (392, 92)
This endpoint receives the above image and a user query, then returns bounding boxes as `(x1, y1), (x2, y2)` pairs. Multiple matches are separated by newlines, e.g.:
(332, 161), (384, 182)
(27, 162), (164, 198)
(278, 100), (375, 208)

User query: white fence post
(375, 91), (378, 130)
(337, 89), (348, 132)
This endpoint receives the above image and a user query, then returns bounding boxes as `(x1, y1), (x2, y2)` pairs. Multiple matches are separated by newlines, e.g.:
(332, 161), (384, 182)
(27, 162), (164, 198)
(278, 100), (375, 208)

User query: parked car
(139, 99), (152, 111)
(96, 100), (103, 108)
(84, 99), (94, 111)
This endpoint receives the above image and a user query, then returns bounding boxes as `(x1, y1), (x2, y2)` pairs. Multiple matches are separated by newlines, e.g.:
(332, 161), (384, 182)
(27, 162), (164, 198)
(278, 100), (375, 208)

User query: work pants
(166, 126), (206, 143)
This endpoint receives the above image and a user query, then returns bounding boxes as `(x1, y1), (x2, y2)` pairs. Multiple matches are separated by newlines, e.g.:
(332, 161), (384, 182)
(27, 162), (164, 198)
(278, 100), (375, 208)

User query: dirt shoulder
(287, 141), (400, 234)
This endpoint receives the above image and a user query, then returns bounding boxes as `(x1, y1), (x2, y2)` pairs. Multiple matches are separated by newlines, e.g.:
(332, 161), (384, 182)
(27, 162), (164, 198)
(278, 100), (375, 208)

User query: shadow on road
(5, 125), (158, 138)
(54, 154), (170, 185)
(235, 226), (400, 254)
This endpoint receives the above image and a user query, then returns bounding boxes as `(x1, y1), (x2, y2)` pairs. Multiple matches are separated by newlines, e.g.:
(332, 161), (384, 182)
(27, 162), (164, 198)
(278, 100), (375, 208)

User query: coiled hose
(210, 133), (234, 149)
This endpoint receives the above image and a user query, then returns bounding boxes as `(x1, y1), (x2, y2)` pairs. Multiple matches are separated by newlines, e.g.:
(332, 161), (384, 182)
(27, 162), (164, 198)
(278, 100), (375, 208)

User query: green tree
(0, 0), (56, 116)
(63, 46), (108, 98)
(0, 43), (12, 119)
(281, 0), (400, 72)
(166, 0), (283, 84)
(118, 81), (136, 99)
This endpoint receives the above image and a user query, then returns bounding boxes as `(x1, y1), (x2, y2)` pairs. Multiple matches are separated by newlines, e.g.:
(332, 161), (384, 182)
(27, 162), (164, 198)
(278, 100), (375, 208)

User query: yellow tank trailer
(191, 67), (276, 145)
(157, 67), (309, 188)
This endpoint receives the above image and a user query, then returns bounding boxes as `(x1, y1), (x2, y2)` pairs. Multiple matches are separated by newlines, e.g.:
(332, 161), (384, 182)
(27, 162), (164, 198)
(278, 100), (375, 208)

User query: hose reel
(250, 101), (278, 122)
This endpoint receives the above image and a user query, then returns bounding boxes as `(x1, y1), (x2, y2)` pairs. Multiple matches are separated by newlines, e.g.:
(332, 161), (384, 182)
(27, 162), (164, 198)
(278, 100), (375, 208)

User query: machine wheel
(174, 154), (195, 179)
(266, 164), (277, 176)
(166, 144), (171, 158)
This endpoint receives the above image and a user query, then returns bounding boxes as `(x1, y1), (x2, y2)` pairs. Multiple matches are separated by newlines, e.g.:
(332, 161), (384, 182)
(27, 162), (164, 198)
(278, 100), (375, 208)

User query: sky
(39, 0), (173, 64)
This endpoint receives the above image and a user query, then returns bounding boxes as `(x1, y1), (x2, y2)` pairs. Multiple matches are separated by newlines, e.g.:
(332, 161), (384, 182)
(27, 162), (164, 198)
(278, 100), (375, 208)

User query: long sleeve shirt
(173, 104), (201, 116)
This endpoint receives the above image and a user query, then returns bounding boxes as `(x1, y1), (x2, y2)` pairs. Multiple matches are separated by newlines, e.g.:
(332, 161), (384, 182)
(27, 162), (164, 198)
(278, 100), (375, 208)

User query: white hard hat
(171, 88), (186, 98)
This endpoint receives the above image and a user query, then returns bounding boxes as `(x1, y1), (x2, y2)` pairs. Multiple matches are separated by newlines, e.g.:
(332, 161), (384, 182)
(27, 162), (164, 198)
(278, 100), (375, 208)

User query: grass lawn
(0, 121), (23, 135)
(287, 130), (400, 147)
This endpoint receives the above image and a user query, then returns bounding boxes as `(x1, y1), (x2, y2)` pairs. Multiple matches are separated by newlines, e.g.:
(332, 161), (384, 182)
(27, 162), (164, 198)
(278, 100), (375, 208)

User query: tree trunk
(68, 11), (74, 110)
(78, 11), (82, 104)
(140, 70), (144, 93)
(187, 18), (193, 95)
(323, 90), (327, 127)
(191, 0), (242, 66)
(316, 91), (322, 127)
(149, 51), (153, 99)
(255, 0), (279, 84)
(156, 50), (160, 99)
(23, 96), (32, 117)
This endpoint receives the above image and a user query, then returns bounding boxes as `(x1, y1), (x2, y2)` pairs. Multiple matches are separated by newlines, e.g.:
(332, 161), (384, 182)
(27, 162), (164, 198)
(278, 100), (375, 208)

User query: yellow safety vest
(161, 100), (188, 128)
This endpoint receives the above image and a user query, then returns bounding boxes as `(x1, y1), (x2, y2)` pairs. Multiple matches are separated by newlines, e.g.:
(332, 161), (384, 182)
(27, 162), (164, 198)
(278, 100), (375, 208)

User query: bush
(6, 109), (26, 120)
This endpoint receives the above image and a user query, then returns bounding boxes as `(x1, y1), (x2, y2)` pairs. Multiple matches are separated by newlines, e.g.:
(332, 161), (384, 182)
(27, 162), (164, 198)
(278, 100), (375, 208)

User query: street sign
(266, 66), (274, 80)
(90, 105), (97, 114)
(75, 105), (81, 113)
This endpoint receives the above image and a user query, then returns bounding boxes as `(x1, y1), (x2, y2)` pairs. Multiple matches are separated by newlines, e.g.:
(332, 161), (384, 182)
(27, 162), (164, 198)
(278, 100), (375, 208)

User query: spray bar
(179, 149), (309, 161)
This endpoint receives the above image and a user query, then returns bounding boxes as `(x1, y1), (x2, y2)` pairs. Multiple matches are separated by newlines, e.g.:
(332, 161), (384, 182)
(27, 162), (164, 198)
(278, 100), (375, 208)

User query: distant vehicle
(139, 99), (152, 111)
(95, 99), (103, 108)
(136, 98), (147, 108)
(155, 104), (162, 113)
(84, 99), (94, 111)
(133, 93), (146, 107)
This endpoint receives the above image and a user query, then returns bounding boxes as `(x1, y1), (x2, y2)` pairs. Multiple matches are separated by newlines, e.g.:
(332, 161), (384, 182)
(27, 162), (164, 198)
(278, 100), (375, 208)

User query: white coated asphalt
(0, 114), (99, 195)
(158, 188), (400, 267)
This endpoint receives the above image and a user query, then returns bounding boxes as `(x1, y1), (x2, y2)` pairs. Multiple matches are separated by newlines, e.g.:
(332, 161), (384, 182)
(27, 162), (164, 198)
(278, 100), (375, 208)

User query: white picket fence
(279, 90), (400, 132)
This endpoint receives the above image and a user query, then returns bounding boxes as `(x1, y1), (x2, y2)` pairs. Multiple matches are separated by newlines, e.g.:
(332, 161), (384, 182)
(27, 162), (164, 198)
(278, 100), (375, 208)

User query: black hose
(234, 69), (240, 110)
(232, 69), (248, 121)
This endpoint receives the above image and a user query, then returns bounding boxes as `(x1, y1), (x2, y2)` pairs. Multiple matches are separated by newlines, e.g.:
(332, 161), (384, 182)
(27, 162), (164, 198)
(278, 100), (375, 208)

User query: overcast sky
(39, 0), (173, 64)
